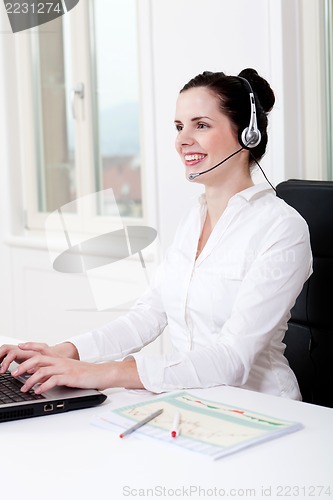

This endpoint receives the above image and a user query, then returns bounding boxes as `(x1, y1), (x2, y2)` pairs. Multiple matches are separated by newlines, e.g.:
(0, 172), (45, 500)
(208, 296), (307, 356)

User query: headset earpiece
(237, 77), (262, 149)
(239, 126), (261, 149)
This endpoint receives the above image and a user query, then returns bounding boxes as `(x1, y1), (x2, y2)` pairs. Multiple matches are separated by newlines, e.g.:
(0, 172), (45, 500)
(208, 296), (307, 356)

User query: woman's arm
(10, 354), (143, 393)
(1, 265), (167, 386)
(3, 213), (312, 395)
(66, 279), (168, 363)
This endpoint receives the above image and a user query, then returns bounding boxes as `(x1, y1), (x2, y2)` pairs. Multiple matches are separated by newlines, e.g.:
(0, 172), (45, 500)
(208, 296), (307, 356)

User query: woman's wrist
(54, 342), (80, 360)
(104, 358), (144, 390)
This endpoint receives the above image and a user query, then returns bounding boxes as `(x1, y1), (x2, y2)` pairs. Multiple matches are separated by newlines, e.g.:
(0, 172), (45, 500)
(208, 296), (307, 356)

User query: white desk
(1, 336), (332, 500)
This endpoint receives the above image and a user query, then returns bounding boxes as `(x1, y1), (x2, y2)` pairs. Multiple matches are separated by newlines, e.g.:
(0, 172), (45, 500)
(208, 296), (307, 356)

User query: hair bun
(238, 68), (275, 113)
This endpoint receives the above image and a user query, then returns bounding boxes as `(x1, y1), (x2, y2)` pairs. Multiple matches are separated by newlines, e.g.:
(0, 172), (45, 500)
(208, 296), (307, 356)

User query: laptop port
(56, 402), (65, 409)
(44, 404), (53, 412)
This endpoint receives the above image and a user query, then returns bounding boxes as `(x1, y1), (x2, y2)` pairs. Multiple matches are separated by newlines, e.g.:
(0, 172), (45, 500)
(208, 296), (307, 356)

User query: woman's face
(174, 87), (242, 183)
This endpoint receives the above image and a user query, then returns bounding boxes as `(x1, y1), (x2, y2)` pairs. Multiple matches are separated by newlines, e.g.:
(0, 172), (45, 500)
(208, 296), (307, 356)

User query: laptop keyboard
(0, 371), (45, 404)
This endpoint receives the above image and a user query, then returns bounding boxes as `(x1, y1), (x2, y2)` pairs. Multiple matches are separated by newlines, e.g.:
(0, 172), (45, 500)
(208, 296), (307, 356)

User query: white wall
(0, 0), (327, 345)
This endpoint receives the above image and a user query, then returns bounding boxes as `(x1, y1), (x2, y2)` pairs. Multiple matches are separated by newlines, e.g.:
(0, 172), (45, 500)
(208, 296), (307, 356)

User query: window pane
(33, 16), (76, 213)
(90, 0), (142, 218)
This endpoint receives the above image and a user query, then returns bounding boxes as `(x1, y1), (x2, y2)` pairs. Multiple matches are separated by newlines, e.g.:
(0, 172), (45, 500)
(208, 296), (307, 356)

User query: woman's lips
(184, 153), (207, 166)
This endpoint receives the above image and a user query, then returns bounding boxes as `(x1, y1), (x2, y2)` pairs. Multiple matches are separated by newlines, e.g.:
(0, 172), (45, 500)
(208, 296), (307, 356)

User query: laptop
(0, 369), (107, 423)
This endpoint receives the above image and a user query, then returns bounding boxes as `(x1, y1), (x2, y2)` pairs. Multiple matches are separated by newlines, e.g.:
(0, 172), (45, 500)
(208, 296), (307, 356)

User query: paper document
(92, 391), (303, 460)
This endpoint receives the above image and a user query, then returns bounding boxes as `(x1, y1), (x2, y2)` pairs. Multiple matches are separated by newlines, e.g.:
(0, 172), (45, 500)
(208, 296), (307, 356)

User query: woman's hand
(11, 355), (110, 393)
(0, 341), (79, 374)
(10, 354), (144, 394)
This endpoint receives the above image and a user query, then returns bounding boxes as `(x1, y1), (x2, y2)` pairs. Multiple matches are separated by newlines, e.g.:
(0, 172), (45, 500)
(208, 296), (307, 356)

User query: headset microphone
(188, 77), (261, 182)
(188, 147), (244, 181)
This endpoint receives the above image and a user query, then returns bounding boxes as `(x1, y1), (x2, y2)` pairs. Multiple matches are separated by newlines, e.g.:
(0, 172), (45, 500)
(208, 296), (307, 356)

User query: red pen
(171, 411), (180, 438)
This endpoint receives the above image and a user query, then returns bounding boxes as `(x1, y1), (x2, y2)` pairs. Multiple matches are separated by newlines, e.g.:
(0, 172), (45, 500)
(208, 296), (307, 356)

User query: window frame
(324, 0), (333, 178)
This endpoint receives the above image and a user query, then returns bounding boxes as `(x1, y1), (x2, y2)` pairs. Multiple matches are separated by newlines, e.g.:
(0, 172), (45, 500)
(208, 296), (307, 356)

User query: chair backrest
(276, 179), (333, 407)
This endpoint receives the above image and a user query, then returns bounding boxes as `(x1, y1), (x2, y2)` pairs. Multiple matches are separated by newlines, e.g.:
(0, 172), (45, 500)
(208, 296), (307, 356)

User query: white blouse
(68, 183), (312, 399)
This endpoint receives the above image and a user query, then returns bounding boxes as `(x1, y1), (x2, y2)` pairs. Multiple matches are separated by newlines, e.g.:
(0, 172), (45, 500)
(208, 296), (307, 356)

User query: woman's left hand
(12, 355), (111, 393)
(11, 354), (144, 393)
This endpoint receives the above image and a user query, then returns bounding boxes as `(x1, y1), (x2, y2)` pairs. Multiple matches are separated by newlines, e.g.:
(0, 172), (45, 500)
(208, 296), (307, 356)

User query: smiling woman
(0, 0), (329, 390)
(0, 69), (313, 401)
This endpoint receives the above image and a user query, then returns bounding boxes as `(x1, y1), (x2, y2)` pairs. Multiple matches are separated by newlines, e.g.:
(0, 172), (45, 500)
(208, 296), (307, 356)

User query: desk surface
(1, 336), (332, 500)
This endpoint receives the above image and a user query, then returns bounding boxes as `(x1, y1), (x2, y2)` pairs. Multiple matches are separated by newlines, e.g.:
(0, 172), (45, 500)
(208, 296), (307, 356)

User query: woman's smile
(183, 152), (207, 167)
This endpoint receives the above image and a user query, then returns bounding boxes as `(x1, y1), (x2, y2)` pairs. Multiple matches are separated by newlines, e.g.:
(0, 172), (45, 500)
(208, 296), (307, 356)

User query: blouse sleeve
(67, 267), (168, 363)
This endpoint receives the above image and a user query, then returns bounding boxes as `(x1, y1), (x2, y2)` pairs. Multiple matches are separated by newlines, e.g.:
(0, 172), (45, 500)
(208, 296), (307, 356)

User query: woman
(0, 69), (312, 399)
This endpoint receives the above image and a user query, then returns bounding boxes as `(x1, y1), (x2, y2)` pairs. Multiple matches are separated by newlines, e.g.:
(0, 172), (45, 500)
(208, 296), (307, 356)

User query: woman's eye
(175, 124), (183, 131)
(197, 122), (208, 129)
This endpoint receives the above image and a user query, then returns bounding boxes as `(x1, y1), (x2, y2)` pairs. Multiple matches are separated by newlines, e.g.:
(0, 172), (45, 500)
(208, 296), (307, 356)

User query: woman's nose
(176, 129), (195, 146)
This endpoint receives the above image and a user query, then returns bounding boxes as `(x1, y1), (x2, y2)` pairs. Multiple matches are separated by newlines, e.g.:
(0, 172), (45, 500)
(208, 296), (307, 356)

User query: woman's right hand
(0, 341), (79, 374)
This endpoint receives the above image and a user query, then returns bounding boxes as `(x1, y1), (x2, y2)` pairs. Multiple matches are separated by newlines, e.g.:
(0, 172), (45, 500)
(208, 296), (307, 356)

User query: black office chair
(276, 179), (333, 407)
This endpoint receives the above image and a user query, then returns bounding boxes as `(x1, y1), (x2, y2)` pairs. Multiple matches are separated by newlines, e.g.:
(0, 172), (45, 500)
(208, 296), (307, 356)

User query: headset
(237, 76), (261, 149)
(187, 77), (262, 181)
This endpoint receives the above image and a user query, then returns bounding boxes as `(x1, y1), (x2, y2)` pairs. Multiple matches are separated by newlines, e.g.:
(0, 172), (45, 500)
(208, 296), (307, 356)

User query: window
(19, 0), (145, 232)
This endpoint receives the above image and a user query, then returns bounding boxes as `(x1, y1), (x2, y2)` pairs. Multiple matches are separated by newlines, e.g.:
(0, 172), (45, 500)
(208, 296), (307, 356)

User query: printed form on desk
(91, 391), (303, 460)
